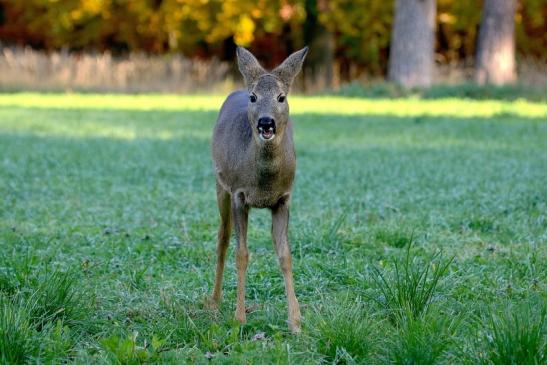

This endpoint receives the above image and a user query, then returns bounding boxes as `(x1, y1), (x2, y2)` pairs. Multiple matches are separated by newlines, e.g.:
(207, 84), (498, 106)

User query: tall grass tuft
(370, 242), (453, 324)
(29, 269), (87, 330)
(308, 297), (377, 363)
(386, 313), (456, 365)
(0, 47), (232, 93)
(0, 259), (89, 363)
(0, 297), (36, 364)
(470, 302), (546, 365)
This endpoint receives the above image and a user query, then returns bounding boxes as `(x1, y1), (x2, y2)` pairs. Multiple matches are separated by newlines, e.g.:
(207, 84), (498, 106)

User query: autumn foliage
(0, 0), (544, 75)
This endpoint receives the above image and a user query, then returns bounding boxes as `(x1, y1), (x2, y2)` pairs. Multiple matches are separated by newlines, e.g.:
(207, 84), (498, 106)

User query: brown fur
(209, 46), (308, 333)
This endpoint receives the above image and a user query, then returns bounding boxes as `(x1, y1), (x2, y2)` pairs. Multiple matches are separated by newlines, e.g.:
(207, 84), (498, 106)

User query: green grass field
(0, 93), (546, 364)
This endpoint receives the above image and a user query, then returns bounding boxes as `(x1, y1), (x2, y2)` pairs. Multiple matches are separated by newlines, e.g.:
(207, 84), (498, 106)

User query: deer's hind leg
(232, 191), (249, 324)
(210, 182), (232, 306)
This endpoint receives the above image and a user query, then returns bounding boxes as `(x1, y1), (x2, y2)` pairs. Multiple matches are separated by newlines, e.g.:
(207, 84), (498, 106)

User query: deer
(209, 46), (308, 333)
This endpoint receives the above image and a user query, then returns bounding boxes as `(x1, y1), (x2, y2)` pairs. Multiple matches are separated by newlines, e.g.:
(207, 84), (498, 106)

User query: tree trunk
(303, 0), (335, 91)
(475, 0), (516, 85)
(388, 0), (436, 88)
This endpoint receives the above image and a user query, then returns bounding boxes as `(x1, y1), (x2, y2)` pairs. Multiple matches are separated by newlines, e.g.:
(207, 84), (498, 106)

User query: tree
(388, 0), (436, 88)
(475, 0), (517, 85)
(0, 0), (544, 77)
(304, 0), (335, 89)
(318, 0), (394, 76)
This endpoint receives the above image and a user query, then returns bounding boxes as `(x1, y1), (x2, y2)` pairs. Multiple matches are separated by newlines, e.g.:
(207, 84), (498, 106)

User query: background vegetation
(0, 0), (545, 77)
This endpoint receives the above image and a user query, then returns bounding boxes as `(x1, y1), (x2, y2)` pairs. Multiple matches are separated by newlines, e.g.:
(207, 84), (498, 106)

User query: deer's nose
(257, 116), (275, 130)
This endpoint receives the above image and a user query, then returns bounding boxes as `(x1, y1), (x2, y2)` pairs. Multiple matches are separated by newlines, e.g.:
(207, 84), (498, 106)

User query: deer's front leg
(271, 196), (301, 333)
(232, 192), (249, 324)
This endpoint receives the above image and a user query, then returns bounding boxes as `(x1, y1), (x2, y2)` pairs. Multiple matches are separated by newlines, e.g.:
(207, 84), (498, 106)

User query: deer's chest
(244, 159), (294, 208)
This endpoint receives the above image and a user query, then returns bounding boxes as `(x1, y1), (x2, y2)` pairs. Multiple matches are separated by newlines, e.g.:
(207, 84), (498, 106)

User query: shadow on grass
(1, 107), (545, 248)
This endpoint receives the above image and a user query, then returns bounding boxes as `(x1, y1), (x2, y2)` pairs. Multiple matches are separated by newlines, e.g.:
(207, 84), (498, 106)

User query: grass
(0, 92), (546, 363)
(308, 297), (376, 363)
(0, 297), (34, 364)
(370, 242), (453, 324)
(0, 279), (82, 364)
(466, 302), (546, 365)
(385, 313), (456, 365)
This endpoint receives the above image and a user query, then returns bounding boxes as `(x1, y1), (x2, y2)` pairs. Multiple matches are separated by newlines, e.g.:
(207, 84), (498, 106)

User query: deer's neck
(248, 137), (285, 170)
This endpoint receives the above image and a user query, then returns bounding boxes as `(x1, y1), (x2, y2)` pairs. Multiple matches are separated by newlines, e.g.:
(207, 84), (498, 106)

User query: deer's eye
(249, 93), (257, 103)
(277, 94), (285, 103)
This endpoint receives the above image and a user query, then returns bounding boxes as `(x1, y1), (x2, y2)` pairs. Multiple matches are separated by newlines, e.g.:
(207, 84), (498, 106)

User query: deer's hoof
(204, 296), (219, 310)
(235, 310), (247, 324)
(288, 319), (301, 334)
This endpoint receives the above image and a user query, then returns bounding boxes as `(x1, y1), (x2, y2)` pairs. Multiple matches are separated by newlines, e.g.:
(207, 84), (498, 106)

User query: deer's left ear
(272, 47), (308, 91)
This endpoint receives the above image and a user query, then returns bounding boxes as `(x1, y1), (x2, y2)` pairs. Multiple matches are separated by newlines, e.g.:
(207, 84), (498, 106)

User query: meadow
(0, 93), (545, 364)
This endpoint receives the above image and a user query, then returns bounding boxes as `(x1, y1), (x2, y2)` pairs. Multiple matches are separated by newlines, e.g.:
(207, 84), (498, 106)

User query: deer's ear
(236, 46), (266, 89)
(272, 47), (308, 91)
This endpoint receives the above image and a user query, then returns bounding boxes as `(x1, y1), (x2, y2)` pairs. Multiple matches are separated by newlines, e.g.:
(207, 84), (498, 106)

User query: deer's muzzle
(257, 117), (276, 141)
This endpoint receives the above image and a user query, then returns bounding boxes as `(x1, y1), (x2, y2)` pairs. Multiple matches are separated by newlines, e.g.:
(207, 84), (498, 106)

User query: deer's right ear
(237, 46), (266, 89)
(272, 47), (308, 91)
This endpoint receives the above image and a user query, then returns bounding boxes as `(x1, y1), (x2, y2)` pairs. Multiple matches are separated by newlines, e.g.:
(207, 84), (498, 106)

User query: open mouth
(258, 126), (275, 141)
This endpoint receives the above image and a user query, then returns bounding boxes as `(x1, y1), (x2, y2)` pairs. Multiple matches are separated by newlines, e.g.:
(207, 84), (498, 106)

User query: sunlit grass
(0, 92), (546, 118)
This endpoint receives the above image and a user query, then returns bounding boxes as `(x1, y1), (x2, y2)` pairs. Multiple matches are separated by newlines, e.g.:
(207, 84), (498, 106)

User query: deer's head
(237, 46), (308, 145)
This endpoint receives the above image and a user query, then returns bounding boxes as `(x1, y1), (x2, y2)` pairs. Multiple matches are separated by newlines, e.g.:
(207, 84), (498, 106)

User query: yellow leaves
(234, 15), (255, 46)
(65, 0), (108, 27)
(438, 13), (456, 25)
(3, 0), (544, 66)
(69, 9), (84, 22)
(80, 0), (104, 15)
(6, 0), (309, 53)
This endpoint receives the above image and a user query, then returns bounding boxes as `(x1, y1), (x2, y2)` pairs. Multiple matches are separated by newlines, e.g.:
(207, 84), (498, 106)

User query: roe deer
(209, 46), (308, 333)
